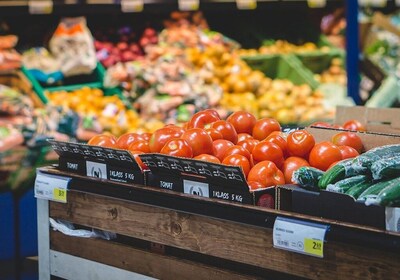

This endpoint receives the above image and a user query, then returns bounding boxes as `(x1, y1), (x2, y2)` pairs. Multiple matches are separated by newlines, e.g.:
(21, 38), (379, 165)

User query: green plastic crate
(295, 49), (345, 74)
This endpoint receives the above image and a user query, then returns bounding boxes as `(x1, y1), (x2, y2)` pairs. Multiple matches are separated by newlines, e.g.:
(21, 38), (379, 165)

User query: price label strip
(273, 217), (329, 258)
(236, 0), (257, 10)
(359, 0), (387, 7)
(307, 0), (326, 8)
(28, 0), (53, 14)
(183, 180), (210, 198)
(121, 0), (144, 13)
(178, 0), (199, 11)
(35, 171), (71, 203)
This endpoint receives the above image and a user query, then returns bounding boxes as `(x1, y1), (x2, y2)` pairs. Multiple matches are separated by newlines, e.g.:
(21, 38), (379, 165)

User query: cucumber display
(357, 177), (400, 204)
(292, 166), (324, 190)
(370, 155), (400, 180)
(375, 181), (400, 207)
(355, 144), (400, 169)
(345, 181), (374, 199)
(326, 175), (370, 194)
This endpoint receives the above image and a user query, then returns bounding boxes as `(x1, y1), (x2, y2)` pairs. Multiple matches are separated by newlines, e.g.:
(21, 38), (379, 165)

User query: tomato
(128, 139), (150, 153)
(247, 160), (285, 188)
(252, 142), (284, 168)
(116, 133), (144, 150)
(287, 130), (315, 158)
(222, 145), (251, 161)
(205, 128), (223, 141)
(332, 124), (344, 130)
(140, 133), (152, 141)
(264, 134), (288, 157)
(237, 133), (253, 143)
(237, 139), (259, 154)
(338, 145), (359, 159)
(193, 154), (221, 164)
(160, 139), (193, 158)
(128, 150), (148, 170)
(149, 127), (183, 153)
(222, 154), (251, 177)
(226, 111), (257, 134)
(248, 181), (264, 191)
(164, 124), (186, 135)
(252, 118), (281, 141)
(309, 141), (342, 171)
(282, 157), (310, 184)
(343, 119), (366, 132)
(212, 139), (235, 161)
(181, 128), (213, 156)
(88, 134), (117, 148)
(310, 122), (332, 128)
(331, 132), (363, 153)
(187, 109), (220, 129)
(210, 120), (238, 144)
(256, 193), (275, 208)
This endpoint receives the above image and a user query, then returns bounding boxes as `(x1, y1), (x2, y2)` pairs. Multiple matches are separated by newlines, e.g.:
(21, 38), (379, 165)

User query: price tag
(178, 0), (199, 11)
(35, 172), (71, 203)
(236, 0), (257, 10)
(273, 217), (328, 258)
(28, 0), (53, 14)
(370, 0), (387, 7)
(307, 0), (326, 8)
(386, 207), (400, 232)
(121, 0), (143, 12)
(183, 180), (209, 198)
(396, 0), (400, 6)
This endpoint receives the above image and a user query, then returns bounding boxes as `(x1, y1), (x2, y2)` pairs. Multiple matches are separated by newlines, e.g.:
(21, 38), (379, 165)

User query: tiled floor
(0, 257), (38, 280)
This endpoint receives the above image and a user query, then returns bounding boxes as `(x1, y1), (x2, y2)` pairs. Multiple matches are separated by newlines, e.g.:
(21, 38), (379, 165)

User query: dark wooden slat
(50, 231), (259, 280)
(50, 191), (400, 280)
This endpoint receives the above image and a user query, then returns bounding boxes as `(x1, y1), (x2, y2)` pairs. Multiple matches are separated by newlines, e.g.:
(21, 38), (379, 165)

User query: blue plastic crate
(0, 192), (16, 260)
(18, 189), (38, 258)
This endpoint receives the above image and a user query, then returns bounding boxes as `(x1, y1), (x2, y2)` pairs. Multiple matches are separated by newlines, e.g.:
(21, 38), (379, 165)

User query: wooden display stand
(37, 167), (400, 280)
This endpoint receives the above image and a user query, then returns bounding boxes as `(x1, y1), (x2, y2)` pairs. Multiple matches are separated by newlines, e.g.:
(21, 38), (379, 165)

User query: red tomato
(187, 109), (220, 129)
(140, 133), (152, 142)
(210, 120), (238, 144)
(160, 139), (193, 158)
(248, 181), (264, 191)
(332, 124), (344, 129)
(256, 193), (275, 208)
(181, 128), (213, 156)
(287, 130), (315, 158)
(310, 122), (332, 128)
(247, 160), (285, 188)
(222, 145), (251, 161)
(128, 150), (148, 170)
(128, 139), (150, 153)
(237, 139), (260, 154)
(205, 128), (223, 141)
(164, 124), (185, 135)
(331, 132), (363, 153)
(222, 154), (251, 177)
(338, 145), (359, 159)
(226, 111), (257, 134)
(212, 139), (235, 161)
(264, 134), (288, 157)
(309, 141), (342, 171)
(252, 118), (281, 141)
(116, 133), (144, 150)
(193, 154), (221, 164)
(149, 127), (183, 153)
(282, 157), (310, 184)
(252, 142), (284, 168)
(88, 134), (117, 148)
(343, 119), (366, 132)
(237, 133), (253, 143)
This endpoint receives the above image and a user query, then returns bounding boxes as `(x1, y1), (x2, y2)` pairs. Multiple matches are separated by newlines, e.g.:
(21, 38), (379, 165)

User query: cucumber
(292, 166), (324, 190)
(370, 155), (400, 180)
(357, 177), (400, 203)
(375, 180), (400, 207)
(318, 159), (367, 190)
(345, 181), (374, 199)
(326, 175), (370, 193)
(355, 144), (400, 169)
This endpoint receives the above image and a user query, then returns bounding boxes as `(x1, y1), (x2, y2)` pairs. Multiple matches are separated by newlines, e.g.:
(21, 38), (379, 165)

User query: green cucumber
(326, 175), (370, 193)
(370, 155), (400, 180)
(357, 177), (400, 203)
(355, 144), (400, 169)
(375, 180), (400, 207)
(345, 181), (374, 199)
(292, 166), (324, 190)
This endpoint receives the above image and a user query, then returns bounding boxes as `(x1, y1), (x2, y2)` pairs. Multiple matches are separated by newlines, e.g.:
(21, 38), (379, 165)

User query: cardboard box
(139, 153), (275, 207)
(49, 140), (145, 185)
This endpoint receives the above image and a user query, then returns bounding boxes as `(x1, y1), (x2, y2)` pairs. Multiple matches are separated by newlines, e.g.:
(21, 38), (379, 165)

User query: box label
(35, 172), (71, 203)
(183, 180), (209, 198)
(273, 217), (328, 258)
(86, 161), (107, 179)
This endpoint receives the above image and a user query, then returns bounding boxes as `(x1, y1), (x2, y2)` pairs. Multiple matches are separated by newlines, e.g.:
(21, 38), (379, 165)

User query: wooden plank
(50, 231), (259, 280)
(50, 191), (400, 279)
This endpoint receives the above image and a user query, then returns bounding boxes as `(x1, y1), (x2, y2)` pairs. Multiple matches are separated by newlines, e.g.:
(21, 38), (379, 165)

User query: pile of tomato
(88, 109), (364, 190)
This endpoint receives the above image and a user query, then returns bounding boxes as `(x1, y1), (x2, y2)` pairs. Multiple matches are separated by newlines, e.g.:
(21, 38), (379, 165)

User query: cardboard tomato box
(139, 153), (275, 207)
(49, 140), (145, 185)
(276, 127), (400, 231)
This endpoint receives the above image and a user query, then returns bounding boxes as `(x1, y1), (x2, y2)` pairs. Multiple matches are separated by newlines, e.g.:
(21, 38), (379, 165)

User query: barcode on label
(36, 190), (44, 195)
(277, 240), (289, 246)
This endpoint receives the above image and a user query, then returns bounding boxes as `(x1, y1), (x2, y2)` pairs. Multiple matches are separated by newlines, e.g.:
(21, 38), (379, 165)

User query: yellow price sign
(307, 0), (326, 8)
(178, 0), (199, 11)
(53, 188), (67, 203)
(304, 238), (324, 257)
(237, 0), (257, 10)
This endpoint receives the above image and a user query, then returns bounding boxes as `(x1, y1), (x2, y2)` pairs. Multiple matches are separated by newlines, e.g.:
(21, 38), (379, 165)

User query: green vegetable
(357, 178), (400, 203)
(345, 181), (374, 199)
(326, 175), (370, 194)
(376, 180), (400, 207)
(0, 127), (11, 138)
(370, 155), (400, 180)
(355, 144), (400, 169)
(292, 166), (324, 190)
(318, 159), (366, 189)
